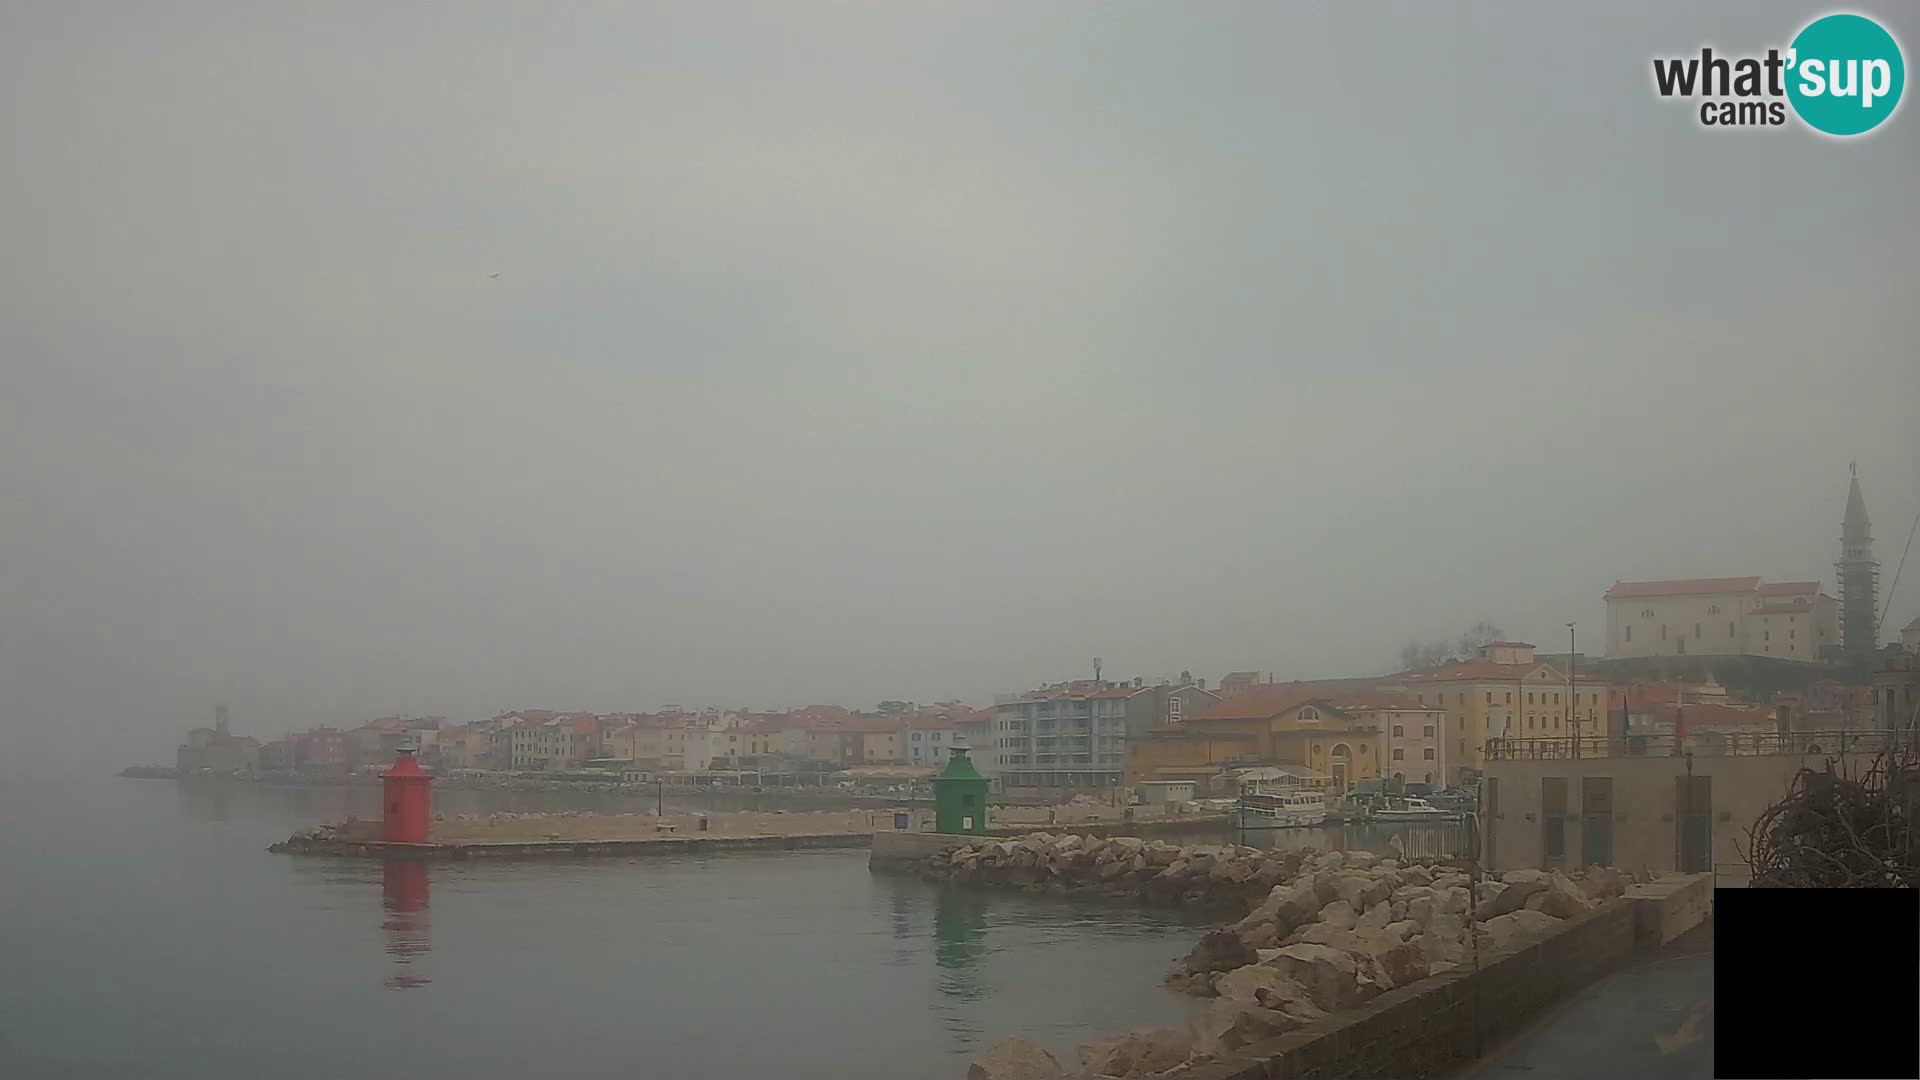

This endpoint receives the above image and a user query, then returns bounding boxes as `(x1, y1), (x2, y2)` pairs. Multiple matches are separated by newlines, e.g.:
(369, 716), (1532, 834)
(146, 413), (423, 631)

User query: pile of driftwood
(1744, 749), (1919, 888)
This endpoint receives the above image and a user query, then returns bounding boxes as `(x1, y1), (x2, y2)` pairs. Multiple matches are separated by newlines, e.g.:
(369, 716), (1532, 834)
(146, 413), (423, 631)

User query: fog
(2, 1), (1915, 774)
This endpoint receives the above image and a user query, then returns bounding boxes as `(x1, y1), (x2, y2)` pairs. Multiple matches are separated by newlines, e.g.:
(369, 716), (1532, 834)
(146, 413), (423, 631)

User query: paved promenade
(1451, 919), (1714, 1080)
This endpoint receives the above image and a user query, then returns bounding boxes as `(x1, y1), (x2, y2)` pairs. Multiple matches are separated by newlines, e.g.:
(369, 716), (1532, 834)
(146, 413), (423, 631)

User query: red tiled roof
(1758, 581), (1820, 596)
(1325, 692), (1443, 713)
(1396, 659), (1539, 683)
(1190, 682), (1329, 722)
(1604, 576), (1761, 599)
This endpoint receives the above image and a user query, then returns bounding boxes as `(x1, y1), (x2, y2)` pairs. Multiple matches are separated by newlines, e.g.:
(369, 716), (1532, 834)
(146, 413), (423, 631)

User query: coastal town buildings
(175, 706), (260, 774)
(1126, 683), (1387, 794)
(1872, 650), (1919, 736)
(1386, 642), (1609, 785)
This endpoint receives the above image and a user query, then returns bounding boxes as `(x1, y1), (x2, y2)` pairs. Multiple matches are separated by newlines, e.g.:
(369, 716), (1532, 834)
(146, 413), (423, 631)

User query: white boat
(1234, 785), (1329, 828)
(1370, 796), (1453, 820)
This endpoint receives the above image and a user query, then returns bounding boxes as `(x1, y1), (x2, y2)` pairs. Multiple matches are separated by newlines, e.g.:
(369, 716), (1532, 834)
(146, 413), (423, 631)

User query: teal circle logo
(1786, 13), (1905, 136)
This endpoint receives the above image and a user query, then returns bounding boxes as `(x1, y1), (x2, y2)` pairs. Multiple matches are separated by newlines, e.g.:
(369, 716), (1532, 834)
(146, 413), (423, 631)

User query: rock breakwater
(951, 835), (1636, 1078)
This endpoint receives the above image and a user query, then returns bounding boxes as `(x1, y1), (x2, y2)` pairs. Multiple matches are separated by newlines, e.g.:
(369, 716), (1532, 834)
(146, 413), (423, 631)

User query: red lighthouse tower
(381, 747), (431, 844)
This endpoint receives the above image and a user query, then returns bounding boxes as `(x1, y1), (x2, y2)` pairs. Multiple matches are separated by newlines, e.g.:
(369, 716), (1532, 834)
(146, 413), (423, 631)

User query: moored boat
(1234, 784), (1329, 828)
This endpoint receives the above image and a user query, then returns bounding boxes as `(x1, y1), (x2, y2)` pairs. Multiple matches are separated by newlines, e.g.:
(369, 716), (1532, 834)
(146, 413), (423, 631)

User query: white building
(1604, 577), (1837, 662)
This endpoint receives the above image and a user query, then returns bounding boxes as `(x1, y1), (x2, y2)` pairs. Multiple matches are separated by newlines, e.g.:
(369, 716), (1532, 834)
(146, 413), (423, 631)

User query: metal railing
(1484, 729), (1900, 761)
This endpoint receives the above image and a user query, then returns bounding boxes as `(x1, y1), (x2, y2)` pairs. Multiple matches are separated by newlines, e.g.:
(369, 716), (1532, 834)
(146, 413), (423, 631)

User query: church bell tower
(1836, 463), (1879, 657)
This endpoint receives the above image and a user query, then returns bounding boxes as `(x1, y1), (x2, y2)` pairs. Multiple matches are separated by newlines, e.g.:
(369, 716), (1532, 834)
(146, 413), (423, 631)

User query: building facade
(993, 681), (1133, 789)
(1121, 680), (1220, 738)
(1387, 643), (1608, 786)
(1603, 577), (1837, 662)
(1128, 683), (1385, 795)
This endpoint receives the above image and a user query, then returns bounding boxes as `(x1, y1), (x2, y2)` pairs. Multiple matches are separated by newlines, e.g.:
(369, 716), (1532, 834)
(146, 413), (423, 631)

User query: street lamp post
(1566, 622), (1577, 758)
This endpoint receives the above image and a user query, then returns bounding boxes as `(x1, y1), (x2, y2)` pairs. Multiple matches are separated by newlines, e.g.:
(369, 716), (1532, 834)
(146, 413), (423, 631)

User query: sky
(2, 1), (1916, 771)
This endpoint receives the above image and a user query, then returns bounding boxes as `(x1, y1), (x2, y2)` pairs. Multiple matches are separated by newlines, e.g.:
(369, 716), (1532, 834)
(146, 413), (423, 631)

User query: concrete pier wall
(1177, 874), (1712, 1080)
(271, 832), (874, 861)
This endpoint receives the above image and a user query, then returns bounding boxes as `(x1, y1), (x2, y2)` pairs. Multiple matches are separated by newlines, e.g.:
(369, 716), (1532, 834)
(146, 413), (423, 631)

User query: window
(1393, 749), (1405, 760)
(1528, 692), (1536, 704)
(911, 732), (921, 741)
(1642, 608), (1654, 618)
(1168, 697), (1183, 720)
(1299, 707), (1320, 721)
(1392, 724), (1404, 737)
(1554, 693), (1561, 704)
(1625, 625), (1632, 642)
(1661, 624), (1668, 640)
(1764, 631), (1770, 641)
(1729, 621), (1736, 638)
(1424, 725), (1435, 737)
(1485, 692), (1493, 704)
(1789, 629), (1795, 640)
(1457, 693), (1465, 705)
(1423, 748), (1436, 759)
(1528, 717), (1535, 729)
(1505, 692), (1512, 703)
(1708, 604), (1720, 614)
(1694, 623), (1702, 639)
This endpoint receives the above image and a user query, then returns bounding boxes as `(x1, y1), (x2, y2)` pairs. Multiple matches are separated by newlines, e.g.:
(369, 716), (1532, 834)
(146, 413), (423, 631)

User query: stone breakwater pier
(270, 811), (1230, 860)
(869, 832), (1711, 1080)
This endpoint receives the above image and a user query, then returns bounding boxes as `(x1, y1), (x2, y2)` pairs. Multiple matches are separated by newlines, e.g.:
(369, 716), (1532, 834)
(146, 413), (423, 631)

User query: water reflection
(931, 886), (989, 1003)
(380, 860), (431, 991)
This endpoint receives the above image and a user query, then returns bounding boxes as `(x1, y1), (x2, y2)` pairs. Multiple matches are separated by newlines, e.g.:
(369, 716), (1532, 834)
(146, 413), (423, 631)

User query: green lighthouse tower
(932, 746), (990, 835)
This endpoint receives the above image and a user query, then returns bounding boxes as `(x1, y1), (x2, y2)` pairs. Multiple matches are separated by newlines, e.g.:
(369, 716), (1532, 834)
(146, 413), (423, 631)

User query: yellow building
(1386, 642), (1609, 785)
(1128, 683), (1384, 794)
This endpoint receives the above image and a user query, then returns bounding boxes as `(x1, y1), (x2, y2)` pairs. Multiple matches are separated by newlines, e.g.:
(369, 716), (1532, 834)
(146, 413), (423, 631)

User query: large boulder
(1318, 899), (1358, 930)
(1334, 873), (1391, 912)
(1523, 873), (1593, 920)
(1184, 930), (1258, 975)
(1433, 886), (1471, 916)
(1144, 844), (1180, 868)
(1370, 938), (1429, 988)
(1480, 909), (1562, 949)
(1406, 896), (1435, 926)
(1500, 868), (1548, 885)
(1356, 901), (1392, 930)
(1473, 880), (1548, 922)
(968, 1037), (1066, 1080)
(1196, 1001), (1297, 1055)
(1344, 850), (1377, 869)
(1264, 943), (1361, 1011)
(1210, 858), (1254, 885)
(1580, 865), (1626, 900)
(1213, 963), (1321, 1023)
(1420, 912), (1469, 969)
(1076, 1029), (1193, 1078)
(1163, 971), (1218, 997)
(1238, 921), (1281, 949)
(1382, 919), (1419, 942)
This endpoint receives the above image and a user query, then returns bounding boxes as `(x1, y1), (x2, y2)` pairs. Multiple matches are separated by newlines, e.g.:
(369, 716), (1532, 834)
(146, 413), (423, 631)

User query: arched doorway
(1331, 743), (1351, 793)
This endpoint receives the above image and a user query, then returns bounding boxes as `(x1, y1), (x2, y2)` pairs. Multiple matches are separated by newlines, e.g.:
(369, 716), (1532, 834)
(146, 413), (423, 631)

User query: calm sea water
(0, 776), (1227, 1080)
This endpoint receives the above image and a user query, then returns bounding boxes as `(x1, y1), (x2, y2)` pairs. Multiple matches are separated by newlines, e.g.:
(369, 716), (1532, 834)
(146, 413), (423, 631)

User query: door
(1541, 777), (1568, 868)
(1675, 775), (1712, 872)
(1581, 776), (1614, 867)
